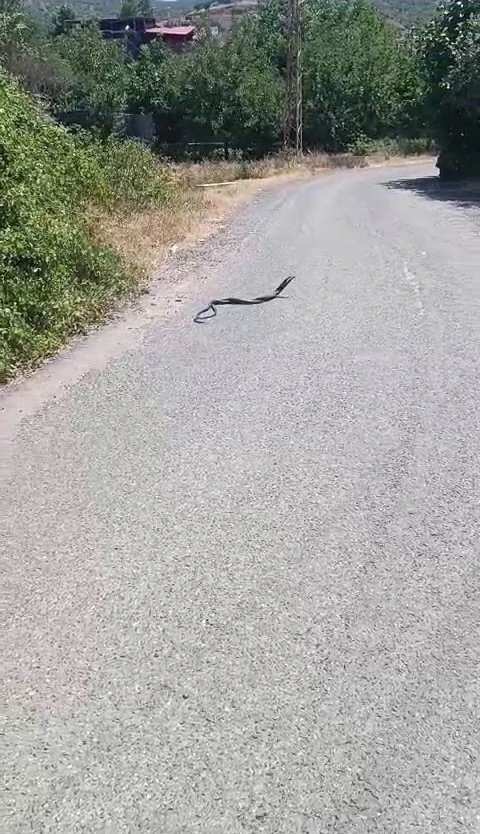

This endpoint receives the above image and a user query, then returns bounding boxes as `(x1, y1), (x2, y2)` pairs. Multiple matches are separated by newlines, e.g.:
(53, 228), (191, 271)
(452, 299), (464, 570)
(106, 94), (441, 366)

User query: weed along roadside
(0, 75), (168, 383)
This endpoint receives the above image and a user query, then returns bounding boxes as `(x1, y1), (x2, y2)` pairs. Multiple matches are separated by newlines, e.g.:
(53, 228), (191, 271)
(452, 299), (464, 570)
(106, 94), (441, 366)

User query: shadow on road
(384, 175), (480, 212)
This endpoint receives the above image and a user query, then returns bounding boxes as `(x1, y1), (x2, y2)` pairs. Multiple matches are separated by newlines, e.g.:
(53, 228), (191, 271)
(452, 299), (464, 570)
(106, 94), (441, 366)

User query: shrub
(347, 135), (433, 157)
(0, 73), (169, 381)
(420, 0), (480, 178)
(88, 136), (171, 208)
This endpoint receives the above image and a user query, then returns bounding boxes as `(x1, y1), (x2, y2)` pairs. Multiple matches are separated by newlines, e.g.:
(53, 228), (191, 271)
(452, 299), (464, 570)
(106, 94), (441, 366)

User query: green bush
(420, 0), (480, 178)
(0, 72), (169, 381)
(347, 135), (433, 157)
(88, 136), (171, 208)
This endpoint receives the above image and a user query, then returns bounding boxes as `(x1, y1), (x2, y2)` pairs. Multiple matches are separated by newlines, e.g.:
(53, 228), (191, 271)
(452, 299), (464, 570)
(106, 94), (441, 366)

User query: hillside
(23, 1), (196, 17)
(24, 0), (439, 26)
(376, 0), (437, 23)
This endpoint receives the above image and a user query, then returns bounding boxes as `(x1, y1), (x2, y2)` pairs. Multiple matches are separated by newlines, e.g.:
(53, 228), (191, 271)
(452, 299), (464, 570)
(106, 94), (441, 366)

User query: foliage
(419, 0), (480, 176)
(1, 5), (130, 135)
(52, 5), (76, 37)
(348, 134), (433, 154)
(4, 0), (476, 161)
(125, 0), (424, 153)
(54, 24), (131, 136)
(301, 0), (424, 150)
(87, 134), (170, 205)
(127, 39), (176, 112)
(184, 21), (284, 150)
(420, 0), (479, 93)
(0, 0), (73, 104)
(0, 0), (439, 153)
(119, 0), (153, 17)
(128, 17), (284, 152)
(0, 72), (169, 380)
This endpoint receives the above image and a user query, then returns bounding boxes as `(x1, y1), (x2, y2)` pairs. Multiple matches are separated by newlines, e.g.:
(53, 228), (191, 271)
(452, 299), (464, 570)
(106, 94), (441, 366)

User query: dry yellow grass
(169, 150), (365, 187)
(94, 175), (295, 276)
(93, 188), (204, 275)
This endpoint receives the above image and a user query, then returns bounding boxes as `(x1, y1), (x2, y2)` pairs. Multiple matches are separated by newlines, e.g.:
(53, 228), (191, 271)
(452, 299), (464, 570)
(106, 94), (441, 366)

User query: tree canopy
(419, 0), (480, 176)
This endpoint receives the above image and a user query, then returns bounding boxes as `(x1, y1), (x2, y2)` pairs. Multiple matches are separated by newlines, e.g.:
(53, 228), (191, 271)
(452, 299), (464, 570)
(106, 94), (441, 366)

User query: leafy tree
(420, 0), (480, 177)
(0, 0), (72, 104)
(52, 4), (76, 37)
(128, 40), (179, 112)
(256, 0), (286, 68)
(128, 16), (284, 152)
(217, 18), (284, 150)
(302, 0), (423, 150)
(55, 24), (130, 138)
(119, 0), (153, 17)
(127, 43), (191, 145)
(176, 20), (284, 152)
(0, 0), (29, 59)
(138, 0), (154, 13)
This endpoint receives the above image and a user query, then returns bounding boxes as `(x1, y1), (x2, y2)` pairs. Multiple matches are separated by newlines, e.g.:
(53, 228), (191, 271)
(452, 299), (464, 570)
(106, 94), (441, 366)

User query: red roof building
(149, 25), (195, 39)
(97, 17), (195, 50)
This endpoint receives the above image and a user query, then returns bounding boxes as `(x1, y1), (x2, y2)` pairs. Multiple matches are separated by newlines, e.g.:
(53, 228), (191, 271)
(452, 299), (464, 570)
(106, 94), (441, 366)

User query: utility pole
(284, 0), (303, 155)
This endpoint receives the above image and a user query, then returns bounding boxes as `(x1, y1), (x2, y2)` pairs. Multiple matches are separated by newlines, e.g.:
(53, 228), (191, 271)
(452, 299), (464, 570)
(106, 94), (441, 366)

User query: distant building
(145, 24), (196, 49)
(98, 16), (157, 42)
(187, 0), (259, 40)
(97, 17), (195, 51)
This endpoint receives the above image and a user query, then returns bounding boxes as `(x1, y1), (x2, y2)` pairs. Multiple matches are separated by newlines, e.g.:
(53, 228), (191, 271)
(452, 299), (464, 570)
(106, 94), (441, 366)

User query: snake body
(194, 276), (295, 323)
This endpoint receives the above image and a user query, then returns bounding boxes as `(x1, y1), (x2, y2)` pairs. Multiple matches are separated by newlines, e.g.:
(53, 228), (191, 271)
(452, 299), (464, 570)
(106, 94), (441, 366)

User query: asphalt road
(2, 162), (480, 834)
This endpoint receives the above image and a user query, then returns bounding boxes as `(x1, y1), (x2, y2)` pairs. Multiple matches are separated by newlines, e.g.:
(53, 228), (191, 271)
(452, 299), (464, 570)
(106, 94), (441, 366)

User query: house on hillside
(98, 16), (157, 43)
(144, 24), (196, 50)
(97, 17), (195, 51)
(186, 0), (259, 40)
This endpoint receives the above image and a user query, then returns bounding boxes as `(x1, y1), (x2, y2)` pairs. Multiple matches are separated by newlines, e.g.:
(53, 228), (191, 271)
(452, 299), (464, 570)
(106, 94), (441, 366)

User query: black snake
(194, 276), (295, 323)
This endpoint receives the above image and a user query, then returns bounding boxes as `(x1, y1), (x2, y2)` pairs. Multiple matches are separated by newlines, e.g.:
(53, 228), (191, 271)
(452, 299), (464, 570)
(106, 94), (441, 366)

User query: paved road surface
(3, 163), (480, 833)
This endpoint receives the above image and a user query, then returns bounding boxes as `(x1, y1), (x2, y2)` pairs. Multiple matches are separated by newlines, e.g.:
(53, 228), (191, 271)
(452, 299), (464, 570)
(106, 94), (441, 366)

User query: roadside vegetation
(0, 0), (478, 380)
(0, 73), (170, 381)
